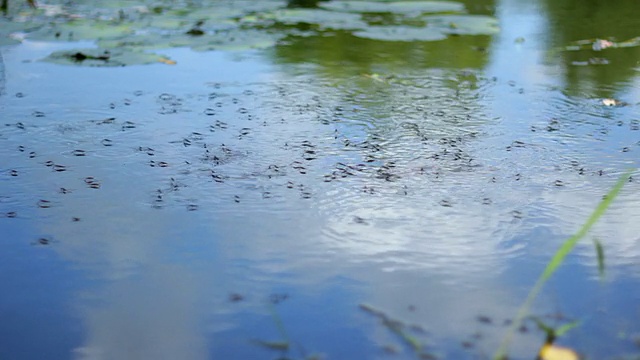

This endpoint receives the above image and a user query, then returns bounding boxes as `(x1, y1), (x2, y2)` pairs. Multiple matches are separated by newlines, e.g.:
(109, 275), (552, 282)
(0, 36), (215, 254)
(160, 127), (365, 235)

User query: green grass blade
(593, 238), (605, 278)
(494, 169), (633, 360)
(555, 320), (580, 338)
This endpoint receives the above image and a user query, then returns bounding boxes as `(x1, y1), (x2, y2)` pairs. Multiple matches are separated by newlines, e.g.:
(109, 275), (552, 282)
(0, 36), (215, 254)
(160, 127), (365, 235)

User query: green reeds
(494, 169), (634, 360)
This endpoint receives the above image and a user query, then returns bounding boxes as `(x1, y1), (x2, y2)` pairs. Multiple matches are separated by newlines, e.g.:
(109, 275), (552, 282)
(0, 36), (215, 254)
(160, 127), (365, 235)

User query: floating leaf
(0, 19), (43, 46)
(617, 36), (640, 48)
(423, 14), (500, 35)
(185, 1), (286, 22)
(100, 27), (284, 52)
(267, 8), (368, 30)
(571, 58), (609, 66)
(319, 1), (465, 15)
(353, 25), (447, 41)
(28, 19), (134, 42)
(97, 33), (179, 51)
(190, 29), (285, 51)
(42, 48), (174, 67)
(0, 34), (21, 46)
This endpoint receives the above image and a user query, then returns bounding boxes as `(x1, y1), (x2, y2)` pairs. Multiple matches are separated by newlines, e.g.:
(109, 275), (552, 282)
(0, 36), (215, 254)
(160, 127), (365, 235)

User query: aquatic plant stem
(269, 303), (291, 345)
(494, 169), (633, 360)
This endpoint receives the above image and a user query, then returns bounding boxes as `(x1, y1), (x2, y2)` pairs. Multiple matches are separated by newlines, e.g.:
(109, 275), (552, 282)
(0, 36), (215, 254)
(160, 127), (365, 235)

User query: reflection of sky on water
(1, 1), (640, 359)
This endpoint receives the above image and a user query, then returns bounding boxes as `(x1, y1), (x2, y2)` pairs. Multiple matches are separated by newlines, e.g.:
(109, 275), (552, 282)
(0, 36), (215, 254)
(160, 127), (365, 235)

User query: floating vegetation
(43, 48), (175, 67)
(28, 19), (135, 42)
(265, 8), (369, 30)
(353, 25), (447, 41)
(0, 0), (500, 64)
(564, 36), (640, 51)
(423, 14), (500, 35)
(320, 0), (465, 14)
(0, 18), (41, 45)
(98, 28), (284, 52)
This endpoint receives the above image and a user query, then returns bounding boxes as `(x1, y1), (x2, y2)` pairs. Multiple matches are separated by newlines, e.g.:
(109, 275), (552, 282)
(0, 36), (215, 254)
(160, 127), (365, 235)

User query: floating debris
(602, 98), (626, 107)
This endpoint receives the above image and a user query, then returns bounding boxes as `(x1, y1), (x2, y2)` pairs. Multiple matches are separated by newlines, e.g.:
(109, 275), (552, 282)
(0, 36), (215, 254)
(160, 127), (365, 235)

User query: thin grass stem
(494, 169), (634, 360)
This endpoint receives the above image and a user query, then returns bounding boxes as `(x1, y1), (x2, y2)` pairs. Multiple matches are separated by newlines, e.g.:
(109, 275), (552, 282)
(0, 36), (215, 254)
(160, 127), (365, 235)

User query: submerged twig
(359, 303), (429, 357)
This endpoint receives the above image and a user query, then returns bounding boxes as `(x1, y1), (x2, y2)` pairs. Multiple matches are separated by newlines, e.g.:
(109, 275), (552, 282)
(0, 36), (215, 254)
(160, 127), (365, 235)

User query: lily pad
(266, 9), (368, 30)
(99, 28), (285, 52)
(0, 34), (22, 46)
(564, 36), (640, 51)
(0, 19), (43, 46)
(190, 28), (286, 51)
(352, 25), (447, 41)
(185, 0), (286, 21)
(97, 33), (182, 51)
(147, 15), (237, 32)
(423, 15), (499, 35)
(320, 1), (465, 15)
(28, 19), (135, 42)
(42, 48), (174, 67)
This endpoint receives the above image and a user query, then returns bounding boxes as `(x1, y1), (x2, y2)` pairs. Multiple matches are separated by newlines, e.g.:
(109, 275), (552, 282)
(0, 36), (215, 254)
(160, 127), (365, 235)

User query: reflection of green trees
(269, 0), (496, 75)
(287, 0), (327, 8)
(271, 31), (492, 76)
(266, 1), (496, 129)
(542, 0), (640, 97)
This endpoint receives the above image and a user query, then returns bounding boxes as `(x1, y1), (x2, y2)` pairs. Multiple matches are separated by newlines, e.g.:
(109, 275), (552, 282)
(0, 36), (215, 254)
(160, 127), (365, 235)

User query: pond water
(1, 0), (640, 359)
